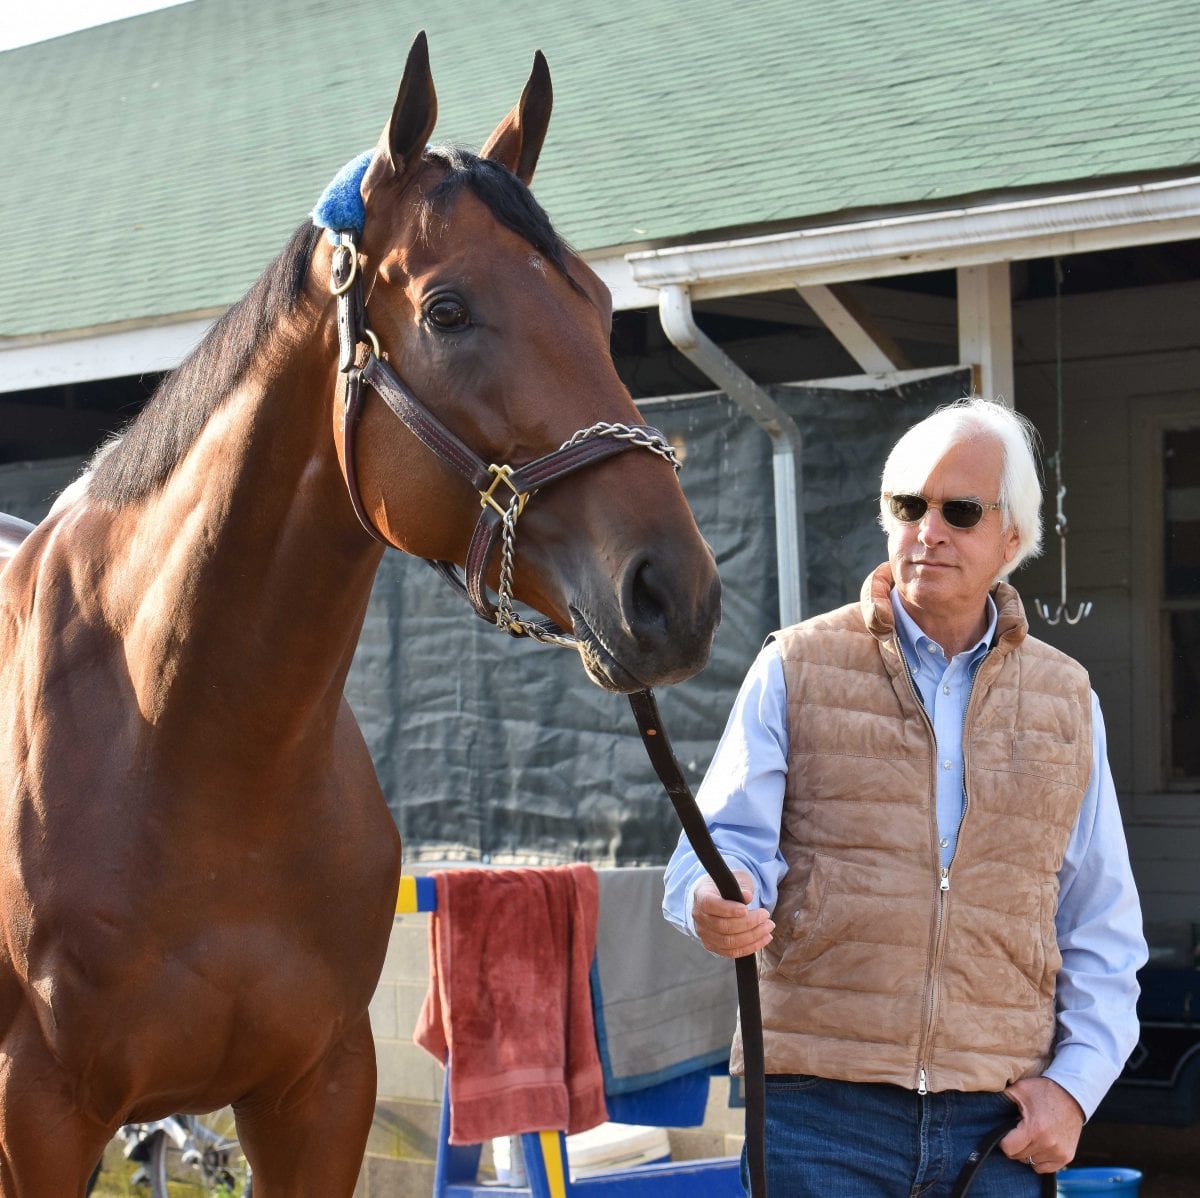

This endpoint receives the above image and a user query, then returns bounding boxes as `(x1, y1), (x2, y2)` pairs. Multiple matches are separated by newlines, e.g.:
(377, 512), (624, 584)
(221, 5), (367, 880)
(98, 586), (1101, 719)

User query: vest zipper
(917, 866), (953, 1094)
(895, 635), (993, 1096)
(893, 635), (942, 1094)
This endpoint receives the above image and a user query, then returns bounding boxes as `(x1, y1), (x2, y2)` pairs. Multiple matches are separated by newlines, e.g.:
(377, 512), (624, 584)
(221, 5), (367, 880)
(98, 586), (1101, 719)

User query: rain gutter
(659, 283), (806, 627)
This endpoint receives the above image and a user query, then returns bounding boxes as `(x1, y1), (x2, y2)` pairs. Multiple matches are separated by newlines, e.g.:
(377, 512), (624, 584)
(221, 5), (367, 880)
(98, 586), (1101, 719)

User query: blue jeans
(739, 1075), (1041, 1197)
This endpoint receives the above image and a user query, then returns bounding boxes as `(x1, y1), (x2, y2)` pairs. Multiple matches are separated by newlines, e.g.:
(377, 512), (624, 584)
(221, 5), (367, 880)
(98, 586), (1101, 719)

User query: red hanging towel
(413, 864), (608, 1144)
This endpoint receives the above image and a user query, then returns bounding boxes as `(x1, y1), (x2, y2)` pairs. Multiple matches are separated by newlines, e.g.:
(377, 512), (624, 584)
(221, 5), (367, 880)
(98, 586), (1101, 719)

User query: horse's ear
(361, 31), (438, 204)
(480, 50), (552, 185)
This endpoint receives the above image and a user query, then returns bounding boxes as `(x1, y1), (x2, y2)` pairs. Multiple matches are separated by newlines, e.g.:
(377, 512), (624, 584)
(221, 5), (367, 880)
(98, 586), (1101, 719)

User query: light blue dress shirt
(663, 589), (1148, 1119)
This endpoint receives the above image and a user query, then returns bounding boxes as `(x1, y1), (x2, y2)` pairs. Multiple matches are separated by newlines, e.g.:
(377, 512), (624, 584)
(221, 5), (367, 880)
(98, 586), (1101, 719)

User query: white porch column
(957, 263), (1014, 407)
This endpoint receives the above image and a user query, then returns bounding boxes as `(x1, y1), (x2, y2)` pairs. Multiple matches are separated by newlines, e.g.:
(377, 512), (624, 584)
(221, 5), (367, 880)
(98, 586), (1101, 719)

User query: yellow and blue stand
(397, 874), (743, 1197)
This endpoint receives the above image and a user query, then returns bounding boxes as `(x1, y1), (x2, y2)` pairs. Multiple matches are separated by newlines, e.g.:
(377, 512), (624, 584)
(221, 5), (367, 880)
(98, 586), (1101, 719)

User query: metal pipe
(658, 283), (806, 627)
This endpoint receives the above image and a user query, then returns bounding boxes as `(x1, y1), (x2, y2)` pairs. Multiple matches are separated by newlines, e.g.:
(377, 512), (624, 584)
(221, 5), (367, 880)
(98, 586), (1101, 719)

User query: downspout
(658, 284), (807, 626)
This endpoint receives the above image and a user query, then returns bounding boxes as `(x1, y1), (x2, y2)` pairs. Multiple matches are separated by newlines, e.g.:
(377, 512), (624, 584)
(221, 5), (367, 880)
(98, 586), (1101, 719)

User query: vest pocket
(777, 853), (837, 978)
(1007, 731), (1078, 783)
(963, 879), (1057, 1008)
(1038, 878), (1061, 991)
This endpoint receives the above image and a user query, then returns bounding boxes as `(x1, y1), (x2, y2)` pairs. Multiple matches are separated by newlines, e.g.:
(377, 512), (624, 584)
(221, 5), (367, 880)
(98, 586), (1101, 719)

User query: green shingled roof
(2, 0), (1198, 337)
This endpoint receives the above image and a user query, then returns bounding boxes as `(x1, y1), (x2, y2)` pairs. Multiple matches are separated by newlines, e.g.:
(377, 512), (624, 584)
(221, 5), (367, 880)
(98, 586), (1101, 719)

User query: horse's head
(329, 34), (720, 692)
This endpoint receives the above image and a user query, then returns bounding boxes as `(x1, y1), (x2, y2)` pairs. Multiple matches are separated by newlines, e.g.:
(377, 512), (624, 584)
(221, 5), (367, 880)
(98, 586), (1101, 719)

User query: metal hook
(1035, 257), (1092, 627)
(1034, 485), (1092, 625)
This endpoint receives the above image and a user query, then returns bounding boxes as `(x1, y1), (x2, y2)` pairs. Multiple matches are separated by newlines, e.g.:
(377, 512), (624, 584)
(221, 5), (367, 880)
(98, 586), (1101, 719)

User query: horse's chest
(11, 768), (399, 1104)
(28, 850), (396, 1112)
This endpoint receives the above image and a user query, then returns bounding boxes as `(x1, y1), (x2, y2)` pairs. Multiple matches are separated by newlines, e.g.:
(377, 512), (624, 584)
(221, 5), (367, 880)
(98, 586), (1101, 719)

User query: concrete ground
(1073, 1120), (1200, 1197)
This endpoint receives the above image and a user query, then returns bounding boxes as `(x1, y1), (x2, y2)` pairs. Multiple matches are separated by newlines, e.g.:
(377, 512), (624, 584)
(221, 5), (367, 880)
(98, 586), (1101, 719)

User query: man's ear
(360, 31), (438, 207)
(479, 50), (552, 184)
(1003, 520), (1021, 563)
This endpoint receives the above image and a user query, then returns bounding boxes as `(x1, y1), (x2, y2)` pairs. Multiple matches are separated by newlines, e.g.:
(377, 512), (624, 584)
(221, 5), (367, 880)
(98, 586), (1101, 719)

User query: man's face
(887, 436), (1020, 628)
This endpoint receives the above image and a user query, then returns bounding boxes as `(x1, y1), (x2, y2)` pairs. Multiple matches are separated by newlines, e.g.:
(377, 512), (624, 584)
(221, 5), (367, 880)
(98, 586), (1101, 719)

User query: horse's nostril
(624, 556), (671, 642)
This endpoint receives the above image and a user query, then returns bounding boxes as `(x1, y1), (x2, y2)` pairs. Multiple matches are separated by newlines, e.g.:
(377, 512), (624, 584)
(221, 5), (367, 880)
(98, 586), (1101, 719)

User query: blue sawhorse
(396, 875), (744, 1198)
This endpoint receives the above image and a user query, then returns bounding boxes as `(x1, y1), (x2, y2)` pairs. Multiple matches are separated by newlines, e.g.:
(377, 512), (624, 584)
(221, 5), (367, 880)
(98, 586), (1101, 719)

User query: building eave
(3, 175), (1199, 394)
(624, 175), (1200, 301)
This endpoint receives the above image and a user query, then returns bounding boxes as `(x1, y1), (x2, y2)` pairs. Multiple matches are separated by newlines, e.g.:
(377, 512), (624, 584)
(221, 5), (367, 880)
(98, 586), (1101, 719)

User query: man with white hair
(664, 398), (1146, 1196)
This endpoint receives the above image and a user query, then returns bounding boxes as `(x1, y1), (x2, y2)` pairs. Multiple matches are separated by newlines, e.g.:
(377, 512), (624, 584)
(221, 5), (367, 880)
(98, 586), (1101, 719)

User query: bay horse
(0, 34), (720, 1196)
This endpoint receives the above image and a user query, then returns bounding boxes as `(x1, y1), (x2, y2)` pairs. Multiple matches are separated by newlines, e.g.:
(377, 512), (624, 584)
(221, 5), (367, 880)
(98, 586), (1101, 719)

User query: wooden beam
(778, 364), (971, 392)
(957, 264), (1014, 406)
(795, 284), (911, 373)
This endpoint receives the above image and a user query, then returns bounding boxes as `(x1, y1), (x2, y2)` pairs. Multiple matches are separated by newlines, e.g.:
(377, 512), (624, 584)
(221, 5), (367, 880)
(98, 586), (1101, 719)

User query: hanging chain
(493, 423), (680, 646)
(1034, 258), (1092, 625)
(1052, 259), (1068, 538)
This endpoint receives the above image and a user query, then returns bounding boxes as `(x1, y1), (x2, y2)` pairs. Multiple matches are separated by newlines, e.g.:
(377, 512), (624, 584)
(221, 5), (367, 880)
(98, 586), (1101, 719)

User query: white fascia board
(627, 176), (1200, 301)
(582, 252), (660, 311)
(0, 317), (216, 395)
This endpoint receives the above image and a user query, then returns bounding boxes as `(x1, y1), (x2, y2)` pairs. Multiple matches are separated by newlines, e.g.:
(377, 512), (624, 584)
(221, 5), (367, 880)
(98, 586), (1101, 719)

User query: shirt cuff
(1044, 1044), (1120, 1121)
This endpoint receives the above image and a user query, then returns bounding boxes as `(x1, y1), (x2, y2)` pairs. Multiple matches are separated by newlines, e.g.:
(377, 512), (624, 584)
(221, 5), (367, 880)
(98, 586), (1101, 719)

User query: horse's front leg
(234, 1014), (378, 1197)
(0, 1000), (115, 1197)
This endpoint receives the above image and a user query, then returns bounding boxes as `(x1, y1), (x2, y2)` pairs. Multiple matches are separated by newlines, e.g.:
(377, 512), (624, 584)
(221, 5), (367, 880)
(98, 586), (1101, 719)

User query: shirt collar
(889, 587), (997, 668)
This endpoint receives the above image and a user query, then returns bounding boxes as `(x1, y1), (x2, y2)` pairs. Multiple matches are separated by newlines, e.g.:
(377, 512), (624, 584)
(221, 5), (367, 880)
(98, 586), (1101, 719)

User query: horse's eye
(425, 297), (470, 330)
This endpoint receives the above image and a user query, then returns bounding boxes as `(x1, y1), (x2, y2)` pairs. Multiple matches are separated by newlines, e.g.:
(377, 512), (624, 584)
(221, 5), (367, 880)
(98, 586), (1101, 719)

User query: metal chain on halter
(559, 421), (683, 466)
(493, 422), (680, 646)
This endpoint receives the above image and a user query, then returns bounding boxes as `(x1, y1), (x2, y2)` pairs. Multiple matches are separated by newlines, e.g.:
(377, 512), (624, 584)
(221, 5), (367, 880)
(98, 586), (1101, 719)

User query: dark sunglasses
(884, 493), (1002, 530)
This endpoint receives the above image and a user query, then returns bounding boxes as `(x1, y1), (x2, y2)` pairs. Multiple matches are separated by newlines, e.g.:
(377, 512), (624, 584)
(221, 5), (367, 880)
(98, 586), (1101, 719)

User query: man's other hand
(999, 1076), (1085, 1174)
(692, 869), (775, 958)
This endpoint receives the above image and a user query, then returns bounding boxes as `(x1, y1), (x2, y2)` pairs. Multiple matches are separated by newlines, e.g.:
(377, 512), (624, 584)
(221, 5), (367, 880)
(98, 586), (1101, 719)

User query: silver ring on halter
(331, 238), (359, 297)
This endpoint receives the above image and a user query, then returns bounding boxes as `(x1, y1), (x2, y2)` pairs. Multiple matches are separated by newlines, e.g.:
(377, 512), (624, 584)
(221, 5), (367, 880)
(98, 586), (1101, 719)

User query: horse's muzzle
(570, 550), (721, 693)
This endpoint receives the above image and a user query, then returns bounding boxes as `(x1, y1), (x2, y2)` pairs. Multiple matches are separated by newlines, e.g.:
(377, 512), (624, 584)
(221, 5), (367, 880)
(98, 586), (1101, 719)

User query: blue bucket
(1056, 1166), (1142, 1196)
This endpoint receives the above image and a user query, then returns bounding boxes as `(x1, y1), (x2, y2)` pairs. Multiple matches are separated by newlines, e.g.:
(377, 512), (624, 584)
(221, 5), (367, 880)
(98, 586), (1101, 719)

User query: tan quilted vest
(730, 564), (1092, 1094)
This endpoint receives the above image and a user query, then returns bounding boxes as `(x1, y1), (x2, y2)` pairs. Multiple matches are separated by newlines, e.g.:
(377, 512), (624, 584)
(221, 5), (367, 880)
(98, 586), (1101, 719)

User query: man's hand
(999, 1077), (1085, 1174)
(692, 869), (774, 958)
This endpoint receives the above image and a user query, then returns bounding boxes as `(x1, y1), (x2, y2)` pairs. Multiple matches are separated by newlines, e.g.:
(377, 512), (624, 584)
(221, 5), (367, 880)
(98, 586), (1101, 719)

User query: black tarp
(344, 373), (969, 865)
(0, 370), (968, 865)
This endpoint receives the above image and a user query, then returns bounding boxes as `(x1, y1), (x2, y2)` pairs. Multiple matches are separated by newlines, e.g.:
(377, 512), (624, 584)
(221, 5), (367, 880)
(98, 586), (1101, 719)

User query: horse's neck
(97, 345), (382, 762)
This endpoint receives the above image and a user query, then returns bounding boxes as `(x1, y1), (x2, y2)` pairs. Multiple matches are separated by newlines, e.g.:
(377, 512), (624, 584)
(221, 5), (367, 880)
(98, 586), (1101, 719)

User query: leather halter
(329, 235), (678, 644)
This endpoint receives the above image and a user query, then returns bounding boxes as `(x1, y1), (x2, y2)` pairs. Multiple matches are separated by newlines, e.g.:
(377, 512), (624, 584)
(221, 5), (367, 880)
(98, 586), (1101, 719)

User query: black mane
(89, 148), (576, 508)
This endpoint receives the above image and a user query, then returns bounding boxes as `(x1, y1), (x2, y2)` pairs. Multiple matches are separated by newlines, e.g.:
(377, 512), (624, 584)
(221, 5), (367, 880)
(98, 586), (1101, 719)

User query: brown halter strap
(328, 235), (679, 643)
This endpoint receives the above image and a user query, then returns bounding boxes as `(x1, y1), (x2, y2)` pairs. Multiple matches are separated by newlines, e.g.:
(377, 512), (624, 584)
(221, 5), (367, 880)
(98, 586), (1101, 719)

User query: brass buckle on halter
(480, 464), (528, 517)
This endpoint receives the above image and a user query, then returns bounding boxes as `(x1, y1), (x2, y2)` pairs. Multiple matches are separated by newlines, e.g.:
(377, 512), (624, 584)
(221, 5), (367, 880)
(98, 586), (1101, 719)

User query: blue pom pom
(310, 150), (374, 238)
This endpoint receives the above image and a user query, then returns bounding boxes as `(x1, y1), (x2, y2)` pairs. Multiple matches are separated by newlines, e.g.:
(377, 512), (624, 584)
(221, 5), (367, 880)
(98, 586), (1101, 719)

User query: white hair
(878, 397), (1043, 578)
